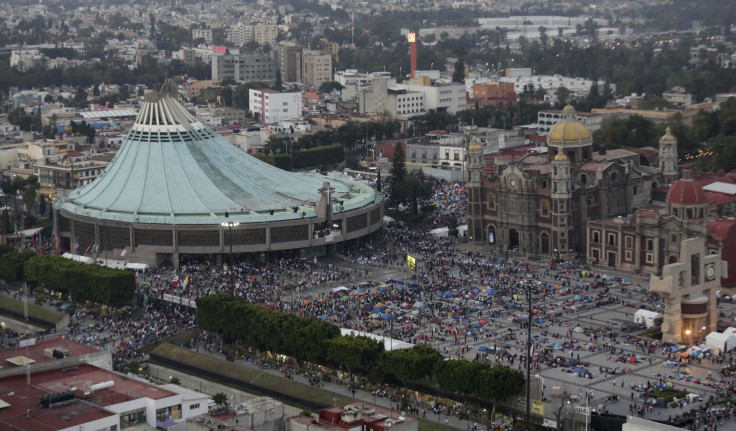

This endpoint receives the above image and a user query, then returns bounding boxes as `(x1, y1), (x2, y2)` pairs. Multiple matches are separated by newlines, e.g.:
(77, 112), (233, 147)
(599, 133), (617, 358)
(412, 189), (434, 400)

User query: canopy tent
(634, 309), (663, 328)
(61, 252), (95, 264)
(383, 215), (396, 225)
(339, 328), (412, 351)
(457, 224), (468, 237)
(125, 262), (150, 271)
(430, 227), (449, 238)
(705, 332), (736, 352)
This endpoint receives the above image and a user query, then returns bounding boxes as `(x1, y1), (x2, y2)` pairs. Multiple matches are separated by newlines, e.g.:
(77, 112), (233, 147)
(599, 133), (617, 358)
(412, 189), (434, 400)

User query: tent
(430, 227), (449, 238)
(125, 262), (150, 271)
(61, 253), (95, 264)
(383, 215), (396, 226)
(457, 224), (468, 237)
(705, 332), (736, 352)
(573, 326), (584, 333)
(634, 309), (663, 328)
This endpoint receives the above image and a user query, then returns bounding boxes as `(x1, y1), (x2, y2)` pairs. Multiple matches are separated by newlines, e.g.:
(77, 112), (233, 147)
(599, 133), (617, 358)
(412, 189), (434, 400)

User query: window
(691, 253), (700, 285)
(633, 186), (638, 195)
(608, 234), (616, 246)
(593, 232), (600, 243)
(671, 234), (678, 243)
(646, 253), (654, 264)
(673, 208), (678, 217)
(580, 174), (587, 185)
(625, 250), (632, 261)
(541, 200), (549, 216)
(625, 236), (632, 249)
(647, 239), (654, 251)
(190, 403), (200, 410)
(488, 194), (496, 209)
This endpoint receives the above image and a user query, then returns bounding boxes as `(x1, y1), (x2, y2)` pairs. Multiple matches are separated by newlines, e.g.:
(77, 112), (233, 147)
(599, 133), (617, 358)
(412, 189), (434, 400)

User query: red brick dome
(667, 166), (707, 205)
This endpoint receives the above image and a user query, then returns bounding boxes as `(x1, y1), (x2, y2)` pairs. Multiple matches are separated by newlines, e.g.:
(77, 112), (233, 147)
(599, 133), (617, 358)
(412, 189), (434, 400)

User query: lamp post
(221, 220), (239, 288)
(526, 275), (533, 430)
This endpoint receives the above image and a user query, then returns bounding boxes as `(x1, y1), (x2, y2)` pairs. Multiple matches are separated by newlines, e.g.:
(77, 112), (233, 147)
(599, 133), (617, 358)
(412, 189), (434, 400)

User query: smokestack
(408, 33), (417, 78)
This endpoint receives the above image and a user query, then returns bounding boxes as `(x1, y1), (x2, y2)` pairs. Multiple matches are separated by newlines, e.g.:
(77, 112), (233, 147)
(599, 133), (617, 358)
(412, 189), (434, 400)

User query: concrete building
(34, 158), (111, 190)
(301, 50), (332, 89)
(467, 105), (662, 260)
(537, 109), (603, 135)
(663, 86), (694, 109)
(406, 81), (466, 114)
(0, 337), (209, 430)
(650, 237), (723, 345)
(211, 52), (278, 85)
(277, 44), (303, 83)
(226, 23), (278, 47)
(186, 79), (221, 100)
(587, 163), (736, 287)
(249, 89), (301, 124)
(10, 49), (46, 71)
(472, 82), (516, 106)
(53, 83), (382, 266)
(192, 28), (213, 44)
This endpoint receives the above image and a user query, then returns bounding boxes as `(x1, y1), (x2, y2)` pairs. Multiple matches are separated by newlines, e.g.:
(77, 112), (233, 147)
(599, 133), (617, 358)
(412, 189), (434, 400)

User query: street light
(221, 219), (239, 288)
(526, 275), (533, 430)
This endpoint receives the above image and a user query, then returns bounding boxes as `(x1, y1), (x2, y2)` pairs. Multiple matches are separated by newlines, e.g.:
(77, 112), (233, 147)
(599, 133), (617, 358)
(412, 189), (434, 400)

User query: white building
(249, 89), (302, 124)
(405, 81), (467, 114)
(537, 109), (603, 135)
(10, 49), (46, 71)
(192, 28), (213, 44)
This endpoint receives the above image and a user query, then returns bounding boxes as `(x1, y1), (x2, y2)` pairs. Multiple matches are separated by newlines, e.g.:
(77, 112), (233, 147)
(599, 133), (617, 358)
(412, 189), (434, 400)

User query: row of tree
(196, 294), (526, 411)
(0, 248), (135, 307)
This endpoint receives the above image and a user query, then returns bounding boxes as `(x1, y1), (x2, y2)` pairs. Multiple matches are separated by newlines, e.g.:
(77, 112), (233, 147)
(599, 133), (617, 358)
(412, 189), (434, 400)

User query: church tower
(551, 152), (572, 259)
(659, 127), (679, 186)
(467, 140), (484, 244)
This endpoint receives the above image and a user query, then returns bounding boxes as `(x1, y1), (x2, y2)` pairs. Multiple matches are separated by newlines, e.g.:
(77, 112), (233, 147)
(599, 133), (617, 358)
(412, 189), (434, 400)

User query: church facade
(467, 105), (671, 261)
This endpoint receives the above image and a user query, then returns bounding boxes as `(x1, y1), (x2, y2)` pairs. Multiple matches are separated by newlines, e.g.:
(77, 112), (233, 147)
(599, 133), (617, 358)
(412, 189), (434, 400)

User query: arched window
(580, 174), (587, 185)
(541, 200), (549, 216)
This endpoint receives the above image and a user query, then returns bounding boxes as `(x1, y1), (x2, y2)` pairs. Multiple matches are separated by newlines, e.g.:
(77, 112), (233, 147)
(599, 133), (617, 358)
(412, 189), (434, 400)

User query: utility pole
(526, 276), (532, 430)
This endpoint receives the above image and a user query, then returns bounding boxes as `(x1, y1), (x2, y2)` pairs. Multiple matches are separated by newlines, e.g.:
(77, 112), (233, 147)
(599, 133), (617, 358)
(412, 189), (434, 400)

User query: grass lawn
(150, 344), (352, 408)
(0, 296), (66, 324)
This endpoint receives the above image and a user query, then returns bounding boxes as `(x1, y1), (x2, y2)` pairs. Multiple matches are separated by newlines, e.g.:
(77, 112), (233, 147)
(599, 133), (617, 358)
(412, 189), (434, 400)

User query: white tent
(61, 252), (94, 264)
(634, 309), (663, 328)
(457, 224), (468, 237)
(383, 215), (396, 225)
(430, 227), (449, 238)
(97, 258), (128, 269)
(125, 262), (150, 271)
(339, 328), (413, 351)
(705, 332), (736, 352)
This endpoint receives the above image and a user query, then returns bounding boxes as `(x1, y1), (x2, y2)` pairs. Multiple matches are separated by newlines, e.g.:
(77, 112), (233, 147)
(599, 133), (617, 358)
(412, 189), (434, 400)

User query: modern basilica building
(53, 83), (383, 267)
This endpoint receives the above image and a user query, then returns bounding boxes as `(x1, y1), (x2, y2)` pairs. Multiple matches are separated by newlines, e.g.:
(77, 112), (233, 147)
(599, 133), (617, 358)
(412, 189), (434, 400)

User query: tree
(317, 81), (345, 94)
(22, 187), (36, 214)
(327, 335), (384, 387)
(391, 144), (407, 183)
(555, 86), (572, 106)
(452, 58), (465, 83)
(383, 345), (442, 386)
(212, 392), (228, 407)
(274, 70), (283, 91)
(220, 86), (233, 107)
(169, 376), (181, 385)
(118, 84), (130, 101)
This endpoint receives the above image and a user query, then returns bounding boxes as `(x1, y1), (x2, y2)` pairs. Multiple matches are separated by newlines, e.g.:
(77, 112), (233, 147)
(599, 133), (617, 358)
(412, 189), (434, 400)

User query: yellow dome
(660, 127), (677, 144)
(553, 153), (568, 161)
(548, 120), (591, 145)
(562, 104), (576, 113)
(468, 144), (482, 151)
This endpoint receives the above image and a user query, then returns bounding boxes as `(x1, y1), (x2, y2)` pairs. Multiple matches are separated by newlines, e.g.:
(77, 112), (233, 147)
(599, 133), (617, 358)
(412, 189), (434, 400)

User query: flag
(453, 332), (458, 342)
(120, 248), (127, 257)
(183, 275), (189, 287)
(93, 243), (99, 254)
(84, 243), (94, 255)
(74, 241), (80, 253)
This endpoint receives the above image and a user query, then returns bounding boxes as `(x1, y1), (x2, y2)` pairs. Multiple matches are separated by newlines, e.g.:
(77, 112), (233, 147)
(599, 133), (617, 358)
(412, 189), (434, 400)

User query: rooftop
(55, 86), (380, 225)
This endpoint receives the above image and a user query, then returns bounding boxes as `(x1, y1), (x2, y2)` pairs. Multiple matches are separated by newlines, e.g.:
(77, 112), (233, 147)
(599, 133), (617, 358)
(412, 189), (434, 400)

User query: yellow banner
(407, 255), (416, 272)
(532, 400), (544, 415)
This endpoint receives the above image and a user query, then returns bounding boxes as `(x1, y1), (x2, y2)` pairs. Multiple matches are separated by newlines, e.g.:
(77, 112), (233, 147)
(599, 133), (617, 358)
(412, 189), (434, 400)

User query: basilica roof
(667, 165), (708, 205)
(547, 105), (592, 147)
(55, 85), (379, 225)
